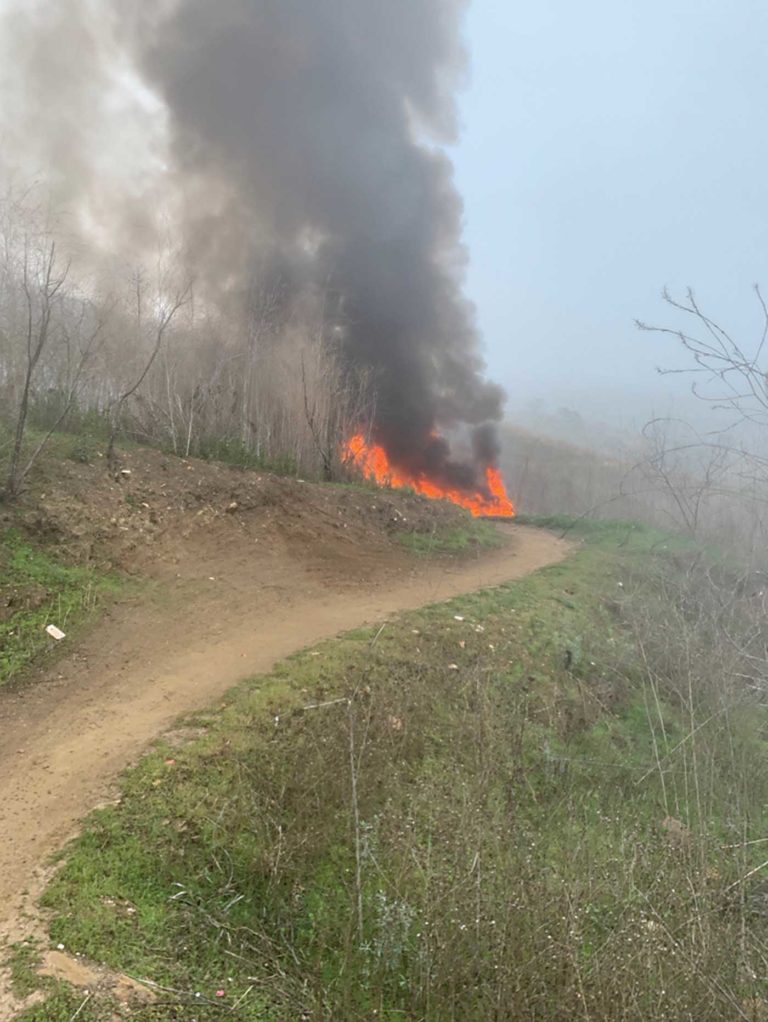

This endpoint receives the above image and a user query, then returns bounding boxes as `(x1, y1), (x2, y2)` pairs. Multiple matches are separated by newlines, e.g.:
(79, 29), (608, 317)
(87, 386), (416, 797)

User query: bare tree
(106, 274), (192, 467)
(301, 336), (375, 481)
(3, 238), (69, 498)
(632, 288), (768, 561)
(637, 286), (768, 430)
(634, 418), (731, 536)
(0, 183), (378, 488)
(16, 299), (111, 492)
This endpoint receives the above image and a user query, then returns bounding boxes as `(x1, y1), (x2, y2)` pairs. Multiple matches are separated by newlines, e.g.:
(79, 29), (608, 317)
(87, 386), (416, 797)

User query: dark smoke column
(133, 0), (505, 490)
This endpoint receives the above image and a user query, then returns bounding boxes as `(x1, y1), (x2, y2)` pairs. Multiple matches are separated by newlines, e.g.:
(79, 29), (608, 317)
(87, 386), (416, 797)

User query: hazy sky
(453, 0), (768, 427)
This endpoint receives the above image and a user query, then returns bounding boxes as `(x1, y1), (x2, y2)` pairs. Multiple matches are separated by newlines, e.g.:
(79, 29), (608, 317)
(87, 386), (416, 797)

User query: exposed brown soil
(2, 445), (474, 575)
(0, 449), (570, 1017)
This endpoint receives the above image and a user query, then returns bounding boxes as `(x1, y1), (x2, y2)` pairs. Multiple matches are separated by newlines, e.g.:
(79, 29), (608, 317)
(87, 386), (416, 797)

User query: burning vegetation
(344, 433), (516, 518)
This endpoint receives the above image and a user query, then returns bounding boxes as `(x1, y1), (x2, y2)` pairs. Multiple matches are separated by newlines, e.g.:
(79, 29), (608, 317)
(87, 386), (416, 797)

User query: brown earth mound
(1, 446), (475, 579)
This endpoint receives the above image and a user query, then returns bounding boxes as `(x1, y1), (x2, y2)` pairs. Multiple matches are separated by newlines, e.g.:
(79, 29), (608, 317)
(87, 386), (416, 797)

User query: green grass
(399, 517), (503, 555)
(6, 939), (46, 999)
(12, 989), (113, 1022)
(517, 511), (673, 544)
(191, 435), (298, 475)
(0, 530), (119, 686)
(20, 519), (768, 1019)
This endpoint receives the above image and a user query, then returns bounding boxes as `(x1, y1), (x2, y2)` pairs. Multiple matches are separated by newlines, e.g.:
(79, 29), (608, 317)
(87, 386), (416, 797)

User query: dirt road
(0, 524), (568, 944)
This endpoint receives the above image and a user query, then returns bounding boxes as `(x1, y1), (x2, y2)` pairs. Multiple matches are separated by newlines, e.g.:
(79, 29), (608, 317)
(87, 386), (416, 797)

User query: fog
(453, 0), (768, 438)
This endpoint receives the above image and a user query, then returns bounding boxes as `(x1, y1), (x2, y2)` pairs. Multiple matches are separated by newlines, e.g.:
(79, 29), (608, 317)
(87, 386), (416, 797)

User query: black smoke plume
(131, 0), (505, 489)
(2, 0), (506, 490)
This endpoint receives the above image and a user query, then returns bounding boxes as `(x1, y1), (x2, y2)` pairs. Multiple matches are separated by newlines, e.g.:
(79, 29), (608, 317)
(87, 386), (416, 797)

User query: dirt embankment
(2, 445), (475, 580)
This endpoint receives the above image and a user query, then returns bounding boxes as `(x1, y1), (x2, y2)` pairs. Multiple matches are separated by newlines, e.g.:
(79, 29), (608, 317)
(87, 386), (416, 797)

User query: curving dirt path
(0, 524), (569, 949)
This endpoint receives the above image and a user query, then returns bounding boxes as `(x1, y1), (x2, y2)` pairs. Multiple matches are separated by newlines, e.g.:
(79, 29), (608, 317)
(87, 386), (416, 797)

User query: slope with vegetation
(0, 424), (500, 693)
(0, 529), (116, 687)
(8, 519), (768, 1021)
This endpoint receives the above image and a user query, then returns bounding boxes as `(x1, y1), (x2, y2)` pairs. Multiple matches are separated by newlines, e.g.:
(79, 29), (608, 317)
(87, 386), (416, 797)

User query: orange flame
(343, 433), (516, 518)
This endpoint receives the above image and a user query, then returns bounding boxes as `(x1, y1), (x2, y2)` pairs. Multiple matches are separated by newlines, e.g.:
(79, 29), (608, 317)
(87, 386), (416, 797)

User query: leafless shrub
(0, 187), (110, 497)
(638, 286), (768, 430)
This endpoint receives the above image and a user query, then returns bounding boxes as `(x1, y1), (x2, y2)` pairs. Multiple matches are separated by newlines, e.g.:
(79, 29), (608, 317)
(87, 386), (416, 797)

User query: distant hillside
(500, 422), (768, 566)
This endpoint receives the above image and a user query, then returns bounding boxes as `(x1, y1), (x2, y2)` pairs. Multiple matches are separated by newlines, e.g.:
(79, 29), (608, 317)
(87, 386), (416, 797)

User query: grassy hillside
(0, 427), (500, 696)
(13, 520), (768, 1021)
(0, 530), (117, 687)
